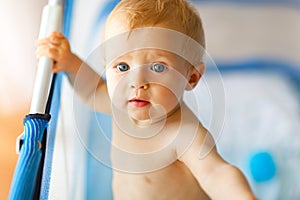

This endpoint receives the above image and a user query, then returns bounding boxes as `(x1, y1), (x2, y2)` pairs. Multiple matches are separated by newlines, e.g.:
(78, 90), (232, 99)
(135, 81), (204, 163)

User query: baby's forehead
(102, 27), (204, 66)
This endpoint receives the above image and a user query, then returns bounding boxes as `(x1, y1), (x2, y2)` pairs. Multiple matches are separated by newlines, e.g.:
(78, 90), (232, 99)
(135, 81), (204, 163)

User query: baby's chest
(113, 161), (210, 200)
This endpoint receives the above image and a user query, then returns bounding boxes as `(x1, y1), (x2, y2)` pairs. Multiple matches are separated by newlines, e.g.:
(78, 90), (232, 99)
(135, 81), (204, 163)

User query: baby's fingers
(36, 45), (60, 60)
(35, 38), (49, 46)
(52, 32), (65, 38)
(36, 34), (63, 47)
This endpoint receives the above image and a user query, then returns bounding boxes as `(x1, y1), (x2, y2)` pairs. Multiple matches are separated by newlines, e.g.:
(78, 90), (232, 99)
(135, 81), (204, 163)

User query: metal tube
(29, 3), (63, 114)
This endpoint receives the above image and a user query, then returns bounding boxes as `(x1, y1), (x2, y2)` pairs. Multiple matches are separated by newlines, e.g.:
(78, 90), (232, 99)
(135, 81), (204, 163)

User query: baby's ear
(185, 62), (205, 91)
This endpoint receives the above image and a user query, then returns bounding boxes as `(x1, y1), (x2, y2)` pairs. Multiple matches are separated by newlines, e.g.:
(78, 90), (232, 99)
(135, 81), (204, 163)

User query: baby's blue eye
(151, 63), (167, 73)
(117, 63), (130, 72)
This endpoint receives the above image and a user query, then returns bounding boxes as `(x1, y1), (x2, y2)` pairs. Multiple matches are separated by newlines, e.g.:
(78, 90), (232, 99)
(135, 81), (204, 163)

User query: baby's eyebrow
(110, 49), (178, 67)
(152, 54), (178, 64)
(115, 53), (133, 60)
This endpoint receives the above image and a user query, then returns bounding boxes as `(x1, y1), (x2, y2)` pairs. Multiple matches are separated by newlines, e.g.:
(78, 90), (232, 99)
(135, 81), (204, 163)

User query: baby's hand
(36, 32), (74, 73)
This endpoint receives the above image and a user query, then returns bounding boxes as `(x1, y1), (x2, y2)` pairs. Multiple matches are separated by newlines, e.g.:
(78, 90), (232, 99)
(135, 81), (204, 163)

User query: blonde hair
(106, 0), (205, 49)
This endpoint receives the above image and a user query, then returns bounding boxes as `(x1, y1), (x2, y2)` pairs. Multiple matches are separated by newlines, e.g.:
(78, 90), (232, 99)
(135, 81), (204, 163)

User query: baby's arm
(36, 32), (110, 113)
(179, 125), (256, 200)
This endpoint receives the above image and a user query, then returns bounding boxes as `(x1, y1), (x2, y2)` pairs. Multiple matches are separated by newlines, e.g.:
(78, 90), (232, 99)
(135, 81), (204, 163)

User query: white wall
(0, 0), (47, 114)
(196, 3), (300, 65)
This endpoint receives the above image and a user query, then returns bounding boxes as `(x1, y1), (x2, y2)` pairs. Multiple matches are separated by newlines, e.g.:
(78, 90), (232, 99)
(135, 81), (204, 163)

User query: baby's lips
(129, 97), (149, 102)
(129, 98), (150, 107)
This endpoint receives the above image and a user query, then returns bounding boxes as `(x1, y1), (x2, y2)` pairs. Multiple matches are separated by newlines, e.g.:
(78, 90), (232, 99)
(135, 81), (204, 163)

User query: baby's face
(103, 12), (203, 125)
(106, 49), (191, 124)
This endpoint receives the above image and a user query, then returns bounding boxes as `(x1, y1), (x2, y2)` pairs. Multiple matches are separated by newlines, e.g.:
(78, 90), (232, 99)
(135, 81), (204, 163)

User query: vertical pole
(29, 3), (63, 114)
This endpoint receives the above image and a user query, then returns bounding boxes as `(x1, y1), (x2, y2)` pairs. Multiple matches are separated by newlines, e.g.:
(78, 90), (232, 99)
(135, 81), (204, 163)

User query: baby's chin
(130, 118), (153, 127)
(128, 105), (169, 126)
(118, 102), (182, 128)
(128, 113), (165, 127)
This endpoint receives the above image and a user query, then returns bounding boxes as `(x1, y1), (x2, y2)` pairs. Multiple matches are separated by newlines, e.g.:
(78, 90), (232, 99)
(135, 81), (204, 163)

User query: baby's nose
(130, 82), (149, 90)
(128, 67), (150, 89)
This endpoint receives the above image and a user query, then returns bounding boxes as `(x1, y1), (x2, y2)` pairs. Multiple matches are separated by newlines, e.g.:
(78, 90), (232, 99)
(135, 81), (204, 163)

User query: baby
(36, 0), (256, 199)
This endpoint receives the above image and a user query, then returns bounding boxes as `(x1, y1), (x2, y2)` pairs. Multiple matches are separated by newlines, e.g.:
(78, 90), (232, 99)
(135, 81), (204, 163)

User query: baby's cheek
(154, 87), (179, 106)
(107, 77), (129, 104)
(106, 79), (116, 100)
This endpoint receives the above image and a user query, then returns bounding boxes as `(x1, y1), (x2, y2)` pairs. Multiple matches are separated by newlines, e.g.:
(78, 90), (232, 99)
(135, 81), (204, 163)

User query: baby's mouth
(129, 98), (150, 107)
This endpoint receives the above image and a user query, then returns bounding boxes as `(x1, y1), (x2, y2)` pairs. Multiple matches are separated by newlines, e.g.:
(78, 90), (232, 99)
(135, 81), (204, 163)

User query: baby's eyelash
(116, 63), (130, 72)
(150, 63), (168, 73)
